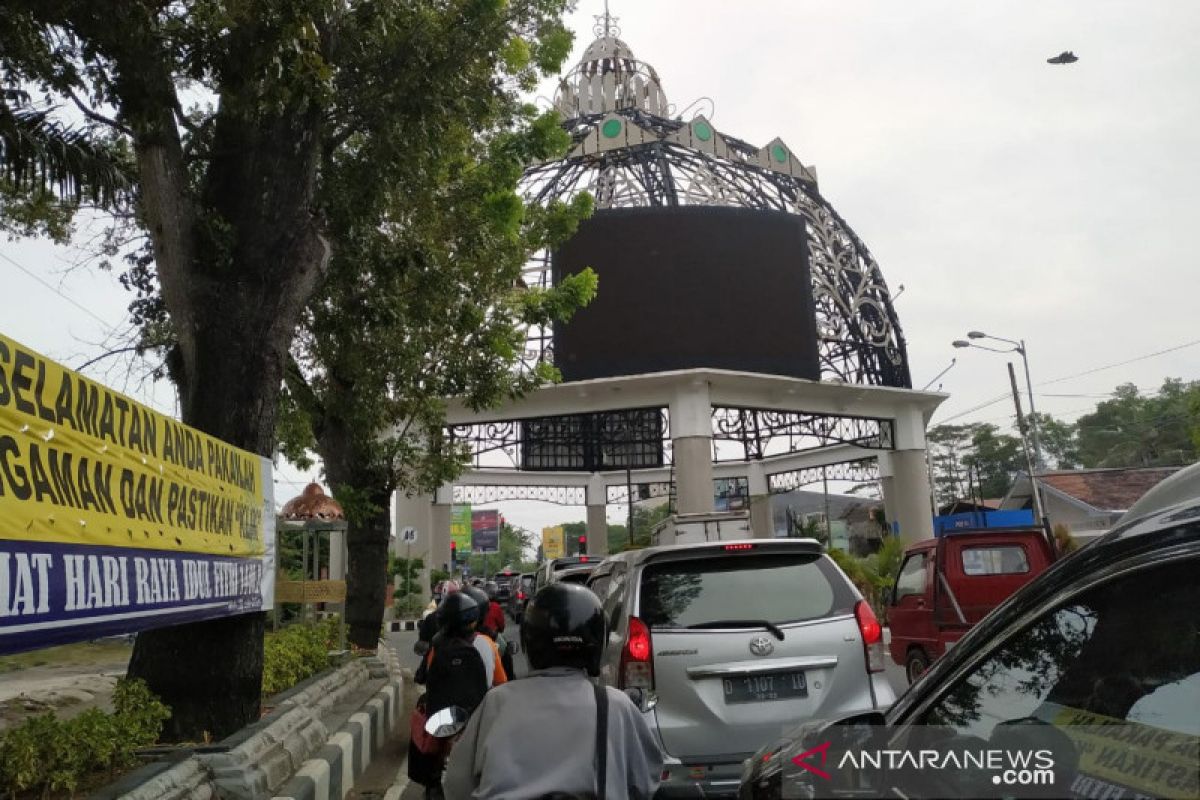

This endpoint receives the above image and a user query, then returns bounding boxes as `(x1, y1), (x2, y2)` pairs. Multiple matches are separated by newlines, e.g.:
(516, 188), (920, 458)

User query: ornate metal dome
(521, 25), (911, 388)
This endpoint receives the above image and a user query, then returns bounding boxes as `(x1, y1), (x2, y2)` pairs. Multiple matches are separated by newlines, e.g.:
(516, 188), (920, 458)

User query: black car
(507, 573), (535, 624)
(740, 493), (1200, 800)
(492, 572), (515, 604)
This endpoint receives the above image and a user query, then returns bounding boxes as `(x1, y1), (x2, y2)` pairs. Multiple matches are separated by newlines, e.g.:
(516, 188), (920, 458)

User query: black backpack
(424, 635), (488, 716)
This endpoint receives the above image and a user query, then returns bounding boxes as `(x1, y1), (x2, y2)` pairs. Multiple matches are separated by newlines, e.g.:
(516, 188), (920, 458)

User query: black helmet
(437, 592), (481, 638)
(462, 584), (490, 609)
(521, 583), (606, 676)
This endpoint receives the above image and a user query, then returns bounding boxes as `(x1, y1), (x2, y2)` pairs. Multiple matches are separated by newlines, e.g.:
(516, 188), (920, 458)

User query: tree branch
(74, 345), (143, 373)
(285, 354), (327, 437)
(66, 88), (134, 137)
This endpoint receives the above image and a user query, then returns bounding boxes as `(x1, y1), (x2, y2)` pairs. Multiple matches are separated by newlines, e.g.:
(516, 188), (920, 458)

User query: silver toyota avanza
(587, 538), (894, 798)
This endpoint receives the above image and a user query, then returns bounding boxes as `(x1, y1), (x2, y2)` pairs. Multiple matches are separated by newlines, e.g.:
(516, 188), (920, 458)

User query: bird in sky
(1047, 51), (1079, 65)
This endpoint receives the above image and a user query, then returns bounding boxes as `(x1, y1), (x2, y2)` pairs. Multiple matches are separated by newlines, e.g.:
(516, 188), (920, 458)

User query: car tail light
(619, 616), (654, 689)
(517, 591), (525, 600)
(855, 600), (885, 673)
(722, 543), (754, 551)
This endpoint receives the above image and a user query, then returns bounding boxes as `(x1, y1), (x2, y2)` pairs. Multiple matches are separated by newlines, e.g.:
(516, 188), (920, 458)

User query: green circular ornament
(771, 145), (788, 163)
(694, 121), (713, 142)
(602, 119), (623, 138)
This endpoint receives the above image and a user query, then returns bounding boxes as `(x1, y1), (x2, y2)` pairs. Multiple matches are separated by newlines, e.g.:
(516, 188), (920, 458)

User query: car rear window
(638, 553), (855, 628)
(961, 545), (1029, 575)
(557, 570), (594, 585)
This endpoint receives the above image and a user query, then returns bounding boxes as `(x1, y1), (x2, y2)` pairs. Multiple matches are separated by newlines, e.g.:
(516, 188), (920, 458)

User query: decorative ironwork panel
(768, 460), (881, 494)
(452, 485), (587, 506)
(522, 408), (666, 471)
(447, 408), (669, 472)
(711, 406), (893, 462)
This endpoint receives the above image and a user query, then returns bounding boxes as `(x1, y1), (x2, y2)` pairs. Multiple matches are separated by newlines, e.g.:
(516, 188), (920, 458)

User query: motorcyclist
(443, 583), (663, 799)
(410, 591), (490, 797)
(482, 581), (514, 678)
(482, 581), (507, 635)
(461, 585), (509, 687)
(416, 580), (460, 661)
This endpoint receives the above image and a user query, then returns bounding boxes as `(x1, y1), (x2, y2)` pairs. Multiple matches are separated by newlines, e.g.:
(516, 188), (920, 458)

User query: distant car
(492, 572), (515, 604)
(739, 486), (1200, 800)
(533, 555), (597, 592)
(888, 526), (1056, 683)
(507, 573), (535, 623)
(554, 563), (597, 586)
(587, 539), (892, 799)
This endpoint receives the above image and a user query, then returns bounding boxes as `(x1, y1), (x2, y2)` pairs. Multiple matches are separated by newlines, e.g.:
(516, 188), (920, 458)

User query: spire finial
(593, 1), (620, 38)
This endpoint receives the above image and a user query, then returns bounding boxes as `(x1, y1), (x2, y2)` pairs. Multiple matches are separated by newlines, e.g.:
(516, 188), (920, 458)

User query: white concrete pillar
(329, 528), (347, 580)
(876, 452), (898, 536)
(670, 381), (714, 515)
(748, 461), (773, 539)
(431, 485), (453, 578)
(586, 475), (609, 556)
(395, 490), (434, 595)
(885, 410), (936, 544)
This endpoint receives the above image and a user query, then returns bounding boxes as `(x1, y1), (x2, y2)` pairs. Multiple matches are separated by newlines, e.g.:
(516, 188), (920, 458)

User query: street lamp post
(960, 332), (1044, 469)
(953, 332), (1053, 541)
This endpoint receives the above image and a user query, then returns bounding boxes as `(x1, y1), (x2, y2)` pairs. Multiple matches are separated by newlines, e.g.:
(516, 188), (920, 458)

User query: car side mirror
(773, 711), (887, 795)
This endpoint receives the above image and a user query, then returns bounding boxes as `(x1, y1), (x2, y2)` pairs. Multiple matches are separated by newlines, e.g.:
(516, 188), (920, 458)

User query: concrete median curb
(100, 641), (401, 800)
(270, 675), (402, 800)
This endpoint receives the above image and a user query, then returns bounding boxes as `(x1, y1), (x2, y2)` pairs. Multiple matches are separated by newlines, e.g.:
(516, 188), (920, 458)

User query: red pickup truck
(887, 527), (1056, 683)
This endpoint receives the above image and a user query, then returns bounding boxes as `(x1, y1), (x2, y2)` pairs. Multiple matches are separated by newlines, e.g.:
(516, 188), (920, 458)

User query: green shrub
(827, 536), (905, 622)
(262, 616), (343, 696)
(392, 592), (427, 618)
(0, 678), (170, 797)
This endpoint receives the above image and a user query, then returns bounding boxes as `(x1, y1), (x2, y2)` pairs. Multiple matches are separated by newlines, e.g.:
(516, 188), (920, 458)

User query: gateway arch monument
(395, 21), (945, 576)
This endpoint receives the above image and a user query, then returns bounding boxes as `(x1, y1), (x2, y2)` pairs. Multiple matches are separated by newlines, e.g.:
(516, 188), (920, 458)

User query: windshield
(638, 553), (856, 629)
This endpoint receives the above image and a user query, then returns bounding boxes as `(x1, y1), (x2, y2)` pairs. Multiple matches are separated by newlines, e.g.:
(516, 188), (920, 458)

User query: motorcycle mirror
(425, 706), (470, 738)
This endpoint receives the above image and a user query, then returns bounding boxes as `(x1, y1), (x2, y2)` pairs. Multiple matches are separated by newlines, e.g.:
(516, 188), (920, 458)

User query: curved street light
(951, 334), (1044, 468)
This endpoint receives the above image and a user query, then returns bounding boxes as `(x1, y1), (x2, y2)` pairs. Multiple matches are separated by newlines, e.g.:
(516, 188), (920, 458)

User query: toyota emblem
(749, 636), (774, 657)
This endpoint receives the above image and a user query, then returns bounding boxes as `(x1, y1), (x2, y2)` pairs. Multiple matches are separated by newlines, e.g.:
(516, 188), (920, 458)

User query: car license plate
(722, 672), (807, 704)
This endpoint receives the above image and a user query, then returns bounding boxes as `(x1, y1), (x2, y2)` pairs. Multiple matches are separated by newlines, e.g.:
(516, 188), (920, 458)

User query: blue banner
(0, 540), (267, 655)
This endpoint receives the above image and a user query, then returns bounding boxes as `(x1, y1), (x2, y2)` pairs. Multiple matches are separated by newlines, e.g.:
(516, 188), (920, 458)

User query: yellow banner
(542, 526), (564, 560)
(1052, 706), (1200, 799)
(275, 580), (346, 603)
(0, 333), (266, 557)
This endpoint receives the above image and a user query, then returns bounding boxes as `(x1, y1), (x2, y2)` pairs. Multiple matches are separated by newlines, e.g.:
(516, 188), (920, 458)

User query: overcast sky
(2, 1), (1197, 539)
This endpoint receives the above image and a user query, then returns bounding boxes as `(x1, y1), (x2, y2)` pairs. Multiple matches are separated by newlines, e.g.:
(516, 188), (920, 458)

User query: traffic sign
(401, 526), (418, 543)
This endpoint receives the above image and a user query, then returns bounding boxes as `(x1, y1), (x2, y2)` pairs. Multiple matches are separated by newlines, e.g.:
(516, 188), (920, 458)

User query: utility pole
(1009, 362), (1052, 540)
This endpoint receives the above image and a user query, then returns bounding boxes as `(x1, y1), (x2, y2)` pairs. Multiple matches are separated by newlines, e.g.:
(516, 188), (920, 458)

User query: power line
(935, 339), (1200, 424)
(0, 250), (120, 332)
(1038, 339), (1200, 387)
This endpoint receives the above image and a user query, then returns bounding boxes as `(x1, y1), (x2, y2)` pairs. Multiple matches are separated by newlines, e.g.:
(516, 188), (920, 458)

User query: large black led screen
(552, 206), (820, 382)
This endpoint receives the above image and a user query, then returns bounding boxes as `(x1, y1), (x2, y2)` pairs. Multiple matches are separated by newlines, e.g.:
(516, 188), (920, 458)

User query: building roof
(1035, 466), (1184, 512)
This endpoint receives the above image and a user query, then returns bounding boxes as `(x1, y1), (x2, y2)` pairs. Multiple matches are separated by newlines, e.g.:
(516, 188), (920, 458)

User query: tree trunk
(344, 492), (393, 649)
(127, 311), (310, 739)
(319, 408), (396, 650)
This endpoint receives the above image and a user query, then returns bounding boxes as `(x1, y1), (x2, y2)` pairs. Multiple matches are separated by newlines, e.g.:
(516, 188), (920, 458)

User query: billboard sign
(0, 333), (275, 655)
(471, 510), (500, 553)
(542, 526), (565, 560)
(450, 505), (472, 553)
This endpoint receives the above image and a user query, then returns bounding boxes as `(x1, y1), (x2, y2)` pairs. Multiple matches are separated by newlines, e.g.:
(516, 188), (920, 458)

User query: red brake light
(627, 617), (651, 661)
(517, 591), (525, 600)
(580, 556), (589, 562)
(723, 543), (755, 551)
(620, 616), (654, 689)
(855, 600), (886, 673)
